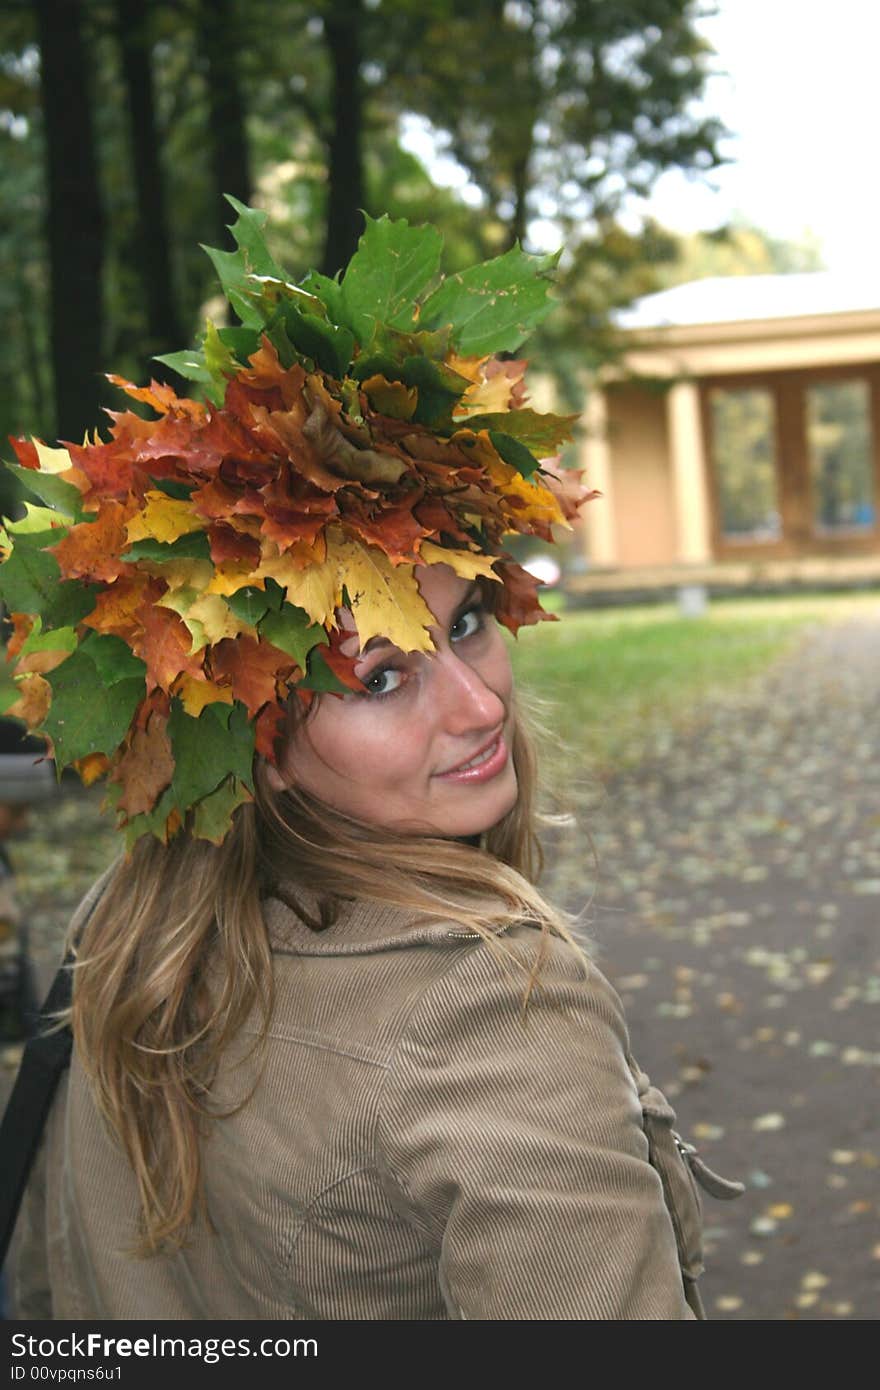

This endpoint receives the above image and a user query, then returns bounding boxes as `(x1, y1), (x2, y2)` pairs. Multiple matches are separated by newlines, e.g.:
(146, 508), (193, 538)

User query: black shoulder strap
(0, 952), (75, 1268)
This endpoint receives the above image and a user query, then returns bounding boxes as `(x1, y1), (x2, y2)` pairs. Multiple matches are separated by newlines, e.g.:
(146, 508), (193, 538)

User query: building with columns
(576, 273), (880, 597)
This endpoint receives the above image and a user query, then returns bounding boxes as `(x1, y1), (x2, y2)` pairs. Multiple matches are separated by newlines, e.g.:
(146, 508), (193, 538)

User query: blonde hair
(70, 696), (588, 1253)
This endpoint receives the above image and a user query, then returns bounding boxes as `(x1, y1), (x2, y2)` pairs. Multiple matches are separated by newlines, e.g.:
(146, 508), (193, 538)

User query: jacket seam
(280, 1163), (375, 1272)
(239, 1025), (391, 1070)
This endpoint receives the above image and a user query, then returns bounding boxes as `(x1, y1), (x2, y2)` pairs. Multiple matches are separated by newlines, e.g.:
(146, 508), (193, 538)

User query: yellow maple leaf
(327, 530), (435, 654)
(173, 674), (234, 718)
(140, 557), (214, 594)
(418, 541), (500, 584)
(256, 544), (339, 627)
(34, 440), (76, 474)
(158, 589), (252, 653)
(126, 491), (207, 545)
(445, 352), (491, 386)
(484, 456), (566, 530)
(204, 562), (264, 597)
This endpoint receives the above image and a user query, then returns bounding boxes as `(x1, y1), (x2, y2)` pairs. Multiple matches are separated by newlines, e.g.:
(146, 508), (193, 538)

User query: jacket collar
(263, 884), (509, 956)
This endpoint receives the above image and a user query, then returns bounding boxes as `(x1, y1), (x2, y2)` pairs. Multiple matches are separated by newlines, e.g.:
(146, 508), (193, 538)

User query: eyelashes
(357, 604), (488, 701)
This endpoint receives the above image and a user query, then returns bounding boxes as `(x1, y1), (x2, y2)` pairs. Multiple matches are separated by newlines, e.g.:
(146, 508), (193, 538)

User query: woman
(4, 203), (736, 1320)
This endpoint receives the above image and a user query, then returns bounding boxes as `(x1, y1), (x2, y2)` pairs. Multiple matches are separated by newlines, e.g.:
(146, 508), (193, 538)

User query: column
(666, 380), (712, 564)
(581, 387), (618, 567)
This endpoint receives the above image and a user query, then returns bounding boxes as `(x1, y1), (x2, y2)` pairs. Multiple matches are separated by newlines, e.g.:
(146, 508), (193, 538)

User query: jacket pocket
(639, 1084), (705, 1284)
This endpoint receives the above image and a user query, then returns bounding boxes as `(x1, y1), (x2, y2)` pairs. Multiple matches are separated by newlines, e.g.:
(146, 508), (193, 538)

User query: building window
(806, 380), (876, 533)
(709, 387), (781, 541)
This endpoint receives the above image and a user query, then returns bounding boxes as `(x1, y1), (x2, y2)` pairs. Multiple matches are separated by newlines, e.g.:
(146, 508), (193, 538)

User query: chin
(444, 767), (519, 839)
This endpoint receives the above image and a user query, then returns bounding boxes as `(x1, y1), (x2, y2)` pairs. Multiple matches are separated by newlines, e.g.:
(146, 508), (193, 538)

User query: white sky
(402, 0), (880, 272)
(634, 0), (880, 271)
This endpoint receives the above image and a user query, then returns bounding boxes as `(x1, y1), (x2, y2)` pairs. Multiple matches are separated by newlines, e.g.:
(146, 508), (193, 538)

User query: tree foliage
(0, 0), (726, 460)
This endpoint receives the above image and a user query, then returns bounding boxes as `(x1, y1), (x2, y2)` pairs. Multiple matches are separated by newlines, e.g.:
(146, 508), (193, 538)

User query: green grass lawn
(509, 590), (880, 776)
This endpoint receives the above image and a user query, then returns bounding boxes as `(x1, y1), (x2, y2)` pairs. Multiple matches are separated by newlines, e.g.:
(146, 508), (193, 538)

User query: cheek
(291, 702), (428, 792)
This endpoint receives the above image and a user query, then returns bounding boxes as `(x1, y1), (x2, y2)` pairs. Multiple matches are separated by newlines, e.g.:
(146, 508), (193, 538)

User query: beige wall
(605, 385), (677, 566)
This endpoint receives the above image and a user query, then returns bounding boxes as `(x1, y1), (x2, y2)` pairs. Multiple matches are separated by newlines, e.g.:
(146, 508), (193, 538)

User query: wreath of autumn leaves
(0, 200), (595, 846)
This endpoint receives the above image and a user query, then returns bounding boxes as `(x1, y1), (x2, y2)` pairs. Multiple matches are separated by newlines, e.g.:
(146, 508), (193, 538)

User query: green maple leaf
(340, 214), (443, 345)
(300, 268), (346, 327)
(0, 528), (93, 627)
(18, 621), (77, 658)
(462, 408), (577, 456)
(0, 534), (61, 614)
(44, 649), (144, 766)
(488, 431), (540, 478)
(168, 698), (255, 812)
(259, 602), (326, 668)
(2, 461), (83, 521)
(419, 245), (559, 355)
(298, 644), (352, 695)
(124, 532), (212, 562)
(119, 784), (177, 850)
(226, 579), (285, 626)
(265, 299), (355, 379)
(78, 632), (147, 685)
(152, 347), (213, 386)
(191, 775), (252, 843)
(201, 196), (288, 329)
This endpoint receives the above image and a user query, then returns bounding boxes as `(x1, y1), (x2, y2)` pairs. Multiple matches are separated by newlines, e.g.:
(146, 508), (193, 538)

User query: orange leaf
(134, 601), (204, 692)
(106, 373), (206, 422)
(210, 634), (297, 717)
(73, 752), (110, 786)
(6, 674), (51, 728)
(82, 574), (155, 642)
(6, 613), (34, 660)
(14, 647), (72, 678)
(111, 714), (174, 817)
(52, 499), (135, 582)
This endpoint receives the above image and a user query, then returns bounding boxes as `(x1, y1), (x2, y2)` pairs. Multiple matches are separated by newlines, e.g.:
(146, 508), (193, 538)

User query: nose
(431, 646), (506, 735)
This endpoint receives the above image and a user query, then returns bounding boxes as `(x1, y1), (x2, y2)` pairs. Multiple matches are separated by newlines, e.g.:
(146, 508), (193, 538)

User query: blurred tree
(34, 0), (106, 442)
(384, 0), (725, 250)
(195, 0), (253, 243)
(0, 26), (51, 451)
(321, 0), (364, 274)
(657, 220), (825, 285)
(0, 0), (731, 457)
(114, 0), (182, 363)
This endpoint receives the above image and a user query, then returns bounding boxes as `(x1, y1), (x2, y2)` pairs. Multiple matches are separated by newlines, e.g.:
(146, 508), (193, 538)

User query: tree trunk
(34, 0), (105, 443)
(114, 0), (183, 365)
(321, 0), (364, 277)
(509, 152), (530, 250)
(196, 0), (252, 244)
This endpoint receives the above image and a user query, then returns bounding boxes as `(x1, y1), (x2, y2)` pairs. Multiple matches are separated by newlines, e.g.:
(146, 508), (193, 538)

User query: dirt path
(560, 610), (880, 1319)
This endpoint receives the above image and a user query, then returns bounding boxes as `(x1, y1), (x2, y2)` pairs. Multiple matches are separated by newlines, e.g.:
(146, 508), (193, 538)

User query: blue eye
(364, 667), (403, 697)
(450, 606), (484, 642)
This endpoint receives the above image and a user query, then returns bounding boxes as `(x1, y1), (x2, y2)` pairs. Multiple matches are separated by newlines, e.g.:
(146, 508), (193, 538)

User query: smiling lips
(435, 731), (509, 784)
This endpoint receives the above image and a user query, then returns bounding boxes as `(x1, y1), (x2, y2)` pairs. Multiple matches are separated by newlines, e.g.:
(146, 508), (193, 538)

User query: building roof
(615, 271), (880, 331)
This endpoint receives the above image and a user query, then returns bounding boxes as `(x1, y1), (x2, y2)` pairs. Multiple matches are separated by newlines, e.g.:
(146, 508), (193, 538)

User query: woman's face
(269, 562), (518, 837)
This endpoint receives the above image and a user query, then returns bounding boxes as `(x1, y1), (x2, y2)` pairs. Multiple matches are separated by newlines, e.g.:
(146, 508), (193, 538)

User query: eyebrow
(358, 581), (483, 657)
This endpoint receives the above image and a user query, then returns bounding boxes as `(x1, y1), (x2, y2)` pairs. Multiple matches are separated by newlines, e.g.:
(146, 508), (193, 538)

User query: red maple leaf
(493, 560), (557, 636)
(207, 523), (262, 568)
(133, 599), (205, 692)
(210, 634), (298, 717)
(254, 700), (288, 763)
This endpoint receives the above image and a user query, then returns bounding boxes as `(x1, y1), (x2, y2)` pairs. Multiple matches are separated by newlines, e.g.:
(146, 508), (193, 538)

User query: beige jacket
(16, 880), (707, 1320)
